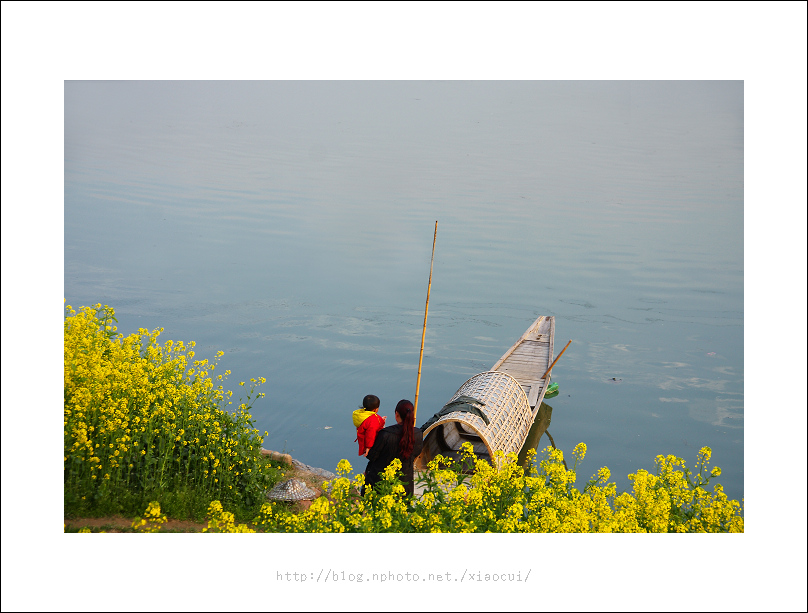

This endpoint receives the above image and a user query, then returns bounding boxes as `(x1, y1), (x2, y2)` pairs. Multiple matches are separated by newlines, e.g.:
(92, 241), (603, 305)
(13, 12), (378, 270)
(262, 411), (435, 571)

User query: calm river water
(65, 81), (744, 501)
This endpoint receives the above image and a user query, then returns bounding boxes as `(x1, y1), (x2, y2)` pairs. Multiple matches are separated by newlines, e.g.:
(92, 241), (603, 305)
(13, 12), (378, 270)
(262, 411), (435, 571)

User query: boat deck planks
(490, 315), (555, 411)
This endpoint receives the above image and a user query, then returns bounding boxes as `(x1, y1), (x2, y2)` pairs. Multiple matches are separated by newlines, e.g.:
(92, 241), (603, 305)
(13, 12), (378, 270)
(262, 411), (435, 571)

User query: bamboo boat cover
(415, 316), (555, 468)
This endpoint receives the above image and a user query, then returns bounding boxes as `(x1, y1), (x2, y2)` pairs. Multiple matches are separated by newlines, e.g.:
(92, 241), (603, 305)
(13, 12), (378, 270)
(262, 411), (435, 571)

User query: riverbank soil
(64, 516), (207, 532)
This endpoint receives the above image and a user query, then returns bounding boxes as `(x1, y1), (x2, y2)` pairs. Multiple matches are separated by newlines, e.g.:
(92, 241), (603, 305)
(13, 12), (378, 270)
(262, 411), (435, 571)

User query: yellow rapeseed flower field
(64, 304), (274, 517)
(252, 442), (743, 533)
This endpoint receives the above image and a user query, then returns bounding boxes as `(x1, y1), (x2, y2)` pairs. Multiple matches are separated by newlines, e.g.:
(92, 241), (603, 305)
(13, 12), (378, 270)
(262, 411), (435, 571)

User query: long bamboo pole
(541, 339), (572, 380)
(414, 221), (438, 422)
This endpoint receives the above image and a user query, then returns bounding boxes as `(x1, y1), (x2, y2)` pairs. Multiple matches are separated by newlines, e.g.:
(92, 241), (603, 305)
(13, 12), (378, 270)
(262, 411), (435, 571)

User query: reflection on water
(518, 402), (555, 468)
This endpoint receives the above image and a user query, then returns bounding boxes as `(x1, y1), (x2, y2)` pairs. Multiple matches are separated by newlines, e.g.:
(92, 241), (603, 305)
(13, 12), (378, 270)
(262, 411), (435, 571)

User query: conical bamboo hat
(266, 478), (318, 501)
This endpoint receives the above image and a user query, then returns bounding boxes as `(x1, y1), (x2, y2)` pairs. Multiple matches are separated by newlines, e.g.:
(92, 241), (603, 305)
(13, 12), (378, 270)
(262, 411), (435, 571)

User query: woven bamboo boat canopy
(415, 316), (556, 470)
(416, 370), (533, 468)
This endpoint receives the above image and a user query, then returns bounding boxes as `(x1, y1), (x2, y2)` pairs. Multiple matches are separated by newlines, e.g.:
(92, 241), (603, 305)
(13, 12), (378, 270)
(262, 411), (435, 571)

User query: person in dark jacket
(365, 399), (423, 496)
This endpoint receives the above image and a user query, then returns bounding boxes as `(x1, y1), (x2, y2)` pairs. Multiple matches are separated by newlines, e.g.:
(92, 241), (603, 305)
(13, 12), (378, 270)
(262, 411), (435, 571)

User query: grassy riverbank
(64, 458), (332, 531)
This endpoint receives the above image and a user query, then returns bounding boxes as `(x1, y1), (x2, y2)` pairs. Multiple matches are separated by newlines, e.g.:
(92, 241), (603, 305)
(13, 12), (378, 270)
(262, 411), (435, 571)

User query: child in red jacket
(352, 394), (386, 456)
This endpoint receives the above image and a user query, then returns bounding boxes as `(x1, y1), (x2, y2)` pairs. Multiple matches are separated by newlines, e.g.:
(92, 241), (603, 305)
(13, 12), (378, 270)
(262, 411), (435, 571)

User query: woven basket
(416, 371), (533, 469)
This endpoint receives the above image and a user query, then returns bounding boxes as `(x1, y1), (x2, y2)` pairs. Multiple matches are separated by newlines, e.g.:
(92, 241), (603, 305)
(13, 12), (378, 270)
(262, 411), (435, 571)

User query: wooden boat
(490, 315), (555, 410)
(415, 315), (556, 469)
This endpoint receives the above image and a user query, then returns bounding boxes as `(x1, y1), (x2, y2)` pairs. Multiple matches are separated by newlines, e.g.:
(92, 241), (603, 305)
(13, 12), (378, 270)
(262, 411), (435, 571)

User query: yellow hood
(353, 409), (377, 427)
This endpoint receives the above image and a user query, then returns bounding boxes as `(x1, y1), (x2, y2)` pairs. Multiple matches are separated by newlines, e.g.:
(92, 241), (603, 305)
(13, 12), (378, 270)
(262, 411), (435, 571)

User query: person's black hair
(395, 399), (415, 459)
(362, 394), (380, 411)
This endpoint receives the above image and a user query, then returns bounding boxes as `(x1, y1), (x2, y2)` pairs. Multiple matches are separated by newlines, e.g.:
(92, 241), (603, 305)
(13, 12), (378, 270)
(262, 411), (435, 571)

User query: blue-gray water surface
(64, 81), (744, 501)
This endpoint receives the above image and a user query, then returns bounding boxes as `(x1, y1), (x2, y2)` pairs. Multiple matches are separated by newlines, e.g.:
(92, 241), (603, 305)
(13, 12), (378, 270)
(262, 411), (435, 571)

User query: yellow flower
(336, 459), (352, 476)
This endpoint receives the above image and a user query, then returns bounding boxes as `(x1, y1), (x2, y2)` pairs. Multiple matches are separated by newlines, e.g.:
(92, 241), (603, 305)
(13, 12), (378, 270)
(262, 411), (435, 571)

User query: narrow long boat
(490, 314), (555, 411)
(415, 315), (556, 469)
